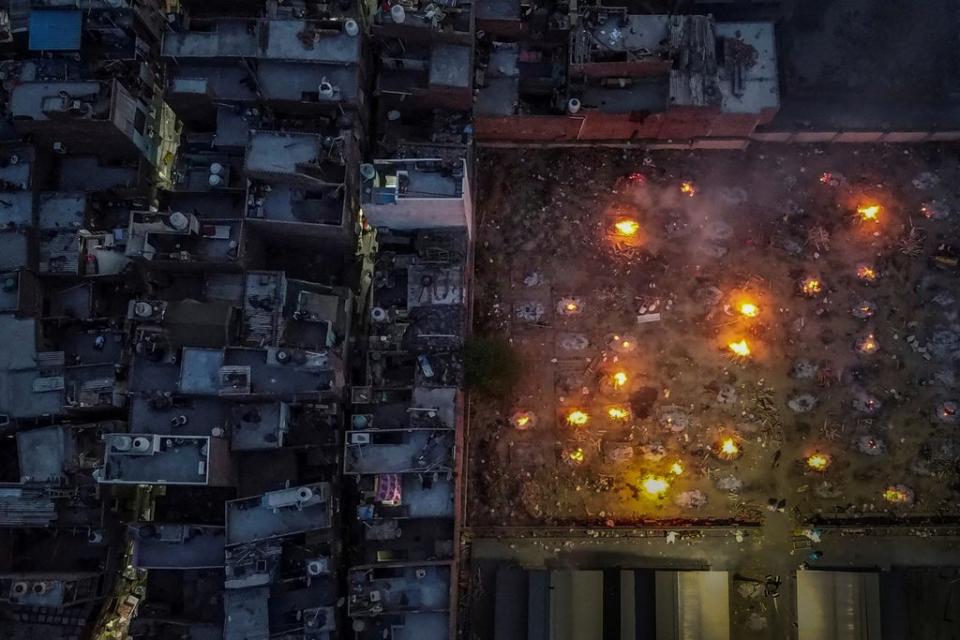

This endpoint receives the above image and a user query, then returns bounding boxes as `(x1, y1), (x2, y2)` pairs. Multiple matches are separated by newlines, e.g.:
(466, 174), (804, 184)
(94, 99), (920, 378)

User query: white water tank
(132, 436), (152, 452)
(390, 4), (406, 23)
(169, 211), (190, 231)
(344, 19), (359, 36)
(209, 162), (224, 176)
(134, 301), (154, 318)
(112, 436), (133, 451)
(208, 173), (223, 187)
(567, 98), (581, 114)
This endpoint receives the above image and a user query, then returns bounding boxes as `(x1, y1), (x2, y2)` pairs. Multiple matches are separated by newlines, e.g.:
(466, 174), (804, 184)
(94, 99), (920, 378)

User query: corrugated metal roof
(28, 9), (82, 51)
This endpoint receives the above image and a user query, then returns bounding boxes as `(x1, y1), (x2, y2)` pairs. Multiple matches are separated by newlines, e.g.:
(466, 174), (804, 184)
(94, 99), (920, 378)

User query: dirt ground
(467, 144), (960, 529)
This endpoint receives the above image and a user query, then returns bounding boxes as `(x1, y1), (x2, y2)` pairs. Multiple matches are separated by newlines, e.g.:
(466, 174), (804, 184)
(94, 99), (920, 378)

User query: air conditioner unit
(111, 435), (133, 452)
(349, 432), (371, 445)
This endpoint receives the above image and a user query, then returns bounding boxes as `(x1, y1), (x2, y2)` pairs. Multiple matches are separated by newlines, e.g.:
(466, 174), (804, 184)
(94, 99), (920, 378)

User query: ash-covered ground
(468, 144), (960, 528)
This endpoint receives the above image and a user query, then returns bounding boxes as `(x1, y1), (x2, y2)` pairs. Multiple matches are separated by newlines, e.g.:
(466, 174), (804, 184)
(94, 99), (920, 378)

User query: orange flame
(857, 204), (881, 222)
(858, 334), (879, 354)
(614, 219), (640, 236)
(801, 277), (822, 296)
(883, 487), (910, 503)
(719, 438), (740, 457)
(728, 340), (750, 358)
(856, 265), (877, 282)
(612, 371), (628, 389)
(669, 461), (684, 476)
(642, 475), (670, 497)
(607, 406), (630, 420)
(566, 410), (589, 427)
(567, 448), (585, 464)
(738, 302), (759, 318)
(806, 452), (831, 471)
(680, 182), (696, 197)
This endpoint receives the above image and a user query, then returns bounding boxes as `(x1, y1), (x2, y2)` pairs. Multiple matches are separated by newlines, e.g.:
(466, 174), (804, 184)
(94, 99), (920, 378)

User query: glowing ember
(611, 335), (638, 353)
(856, 333), (879, 355)
(669, 461), (684, 476)
(819, 172), (841, 185)
(857, 204), (881, 222)
(800, 277), (822, 296)
(566, 410), (589, 427)
(614, 219), (640, 236)
(567, 447), (585, 464)
(936, 401), (958, 424)
(680, 181), (696, 197)
(607, 406), (630, 420)
(851, 301), (875, 319)
(806, 452), (831, 471)
(612, 371), (628, 389)
(558, 297), (583, 315)
(738, 302), (759, 318)
(718, 438), (741, 459)
(728, 340), (751, 358)
(856, 264), (878, 282)
(882, 485), (914, 505)
(641, 475), (670, 498)
(511, 411), (536, 430)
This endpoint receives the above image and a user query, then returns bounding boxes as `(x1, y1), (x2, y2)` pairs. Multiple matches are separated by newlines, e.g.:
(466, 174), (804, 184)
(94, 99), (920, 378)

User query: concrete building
(244, 130), (359, 244)
(99, 433), (234, 486)
(10, 73), (179, 175)
(475, 12), (778, 144)
(361, 151), (472, 234)
(161, 17), (366, 131)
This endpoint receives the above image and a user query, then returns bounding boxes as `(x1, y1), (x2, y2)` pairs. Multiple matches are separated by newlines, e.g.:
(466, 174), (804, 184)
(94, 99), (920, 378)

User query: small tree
(464, 336), (521, 398)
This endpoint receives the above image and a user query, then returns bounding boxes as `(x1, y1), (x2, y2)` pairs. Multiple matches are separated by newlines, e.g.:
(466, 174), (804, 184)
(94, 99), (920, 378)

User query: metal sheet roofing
(28, 9), (82, 51)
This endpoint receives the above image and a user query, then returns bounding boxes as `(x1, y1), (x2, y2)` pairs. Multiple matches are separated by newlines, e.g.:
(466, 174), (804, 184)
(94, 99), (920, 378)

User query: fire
(566, 410), (589, 427)
(857, 204), (881, 222)
(719, 438), (740, 458)
(806, 452), (831, 471)
(614, 219), (640, 236)
(856, 264), (877, 282)
(612, 371), (628, 389)
(800, 277), (822, 296)
(738, 302), (759, 318)
(680, 182), (696, 197)
(565, 302), (579, 312)
(567, 448), (585, 464)
(607, 406), (630, 420)
(511, 411), (535, 430)
(857, 334), (879, 355)
(883, 486), (912, 504)
(728, 340), (750, 358)
(641, 474), (670, 498)
(669, 461), (684, 476)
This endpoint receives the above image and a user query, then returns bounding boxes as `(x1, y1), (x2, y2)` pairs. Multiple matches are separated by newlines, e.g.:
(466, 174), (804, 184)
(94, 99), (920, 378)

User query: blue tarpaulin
(28, 9), (82, 51)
